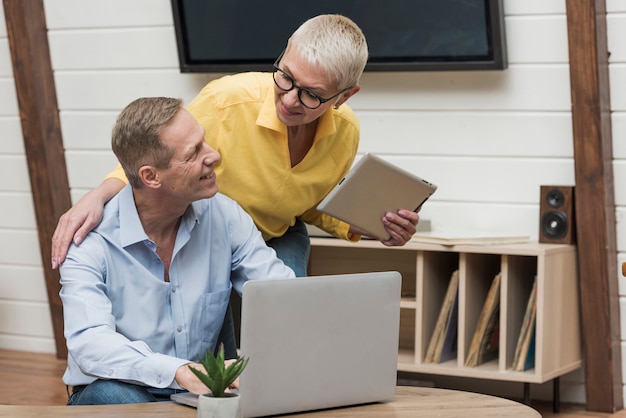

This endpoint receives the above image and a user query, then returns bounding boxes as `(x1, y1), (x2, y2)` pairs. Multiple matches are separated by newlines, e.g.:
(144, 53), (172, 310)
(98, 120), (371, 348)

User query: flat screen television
(171, 0), (507, 73)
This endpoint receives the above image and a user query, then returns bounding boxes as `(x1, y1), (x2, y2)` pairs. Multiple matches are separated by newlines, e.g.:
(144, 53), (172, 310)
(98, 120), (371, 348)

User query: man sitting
(60, 97), (294, 405)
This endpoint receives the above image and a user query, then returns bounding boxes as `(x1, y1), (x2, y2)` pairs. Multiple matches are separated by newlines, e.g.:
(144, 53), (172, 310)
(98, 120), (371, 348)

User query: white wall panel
(621, 299), (626, 353)
(0, 266), (47, 302)
(65, 151), (121, 189)
(54, 71), (215, 110)
(613, 11), (626, 389)
(0, 80), (18, 115)
(358, 111), (573, 157)
(0, 4), (5, 36)
(0, 301), (53, 336)
(503, 0), (565, 15)
(0, 230), (42, 265)
(0, 156), (30, 192)
(617, 208), (626, 252)
(610, 65), (626, 111)
(418, 201), (539, 239)
(615, 163), (626, 206)
(48, 27), (178, 70)
(615, 114), (626, 158)
(0, 335), (55, 353)
(607, 1), (626, 13)
(60, 111), (117, 150)
(0, 193), (36, 229)
(43, 0), (173, 29)
(354, 66), (571, 111)
(505, 16), (568, 64)
(614, 7), (626, 388)
(54, 67), (572, 113)
(619, 254), (626, 295)
(623, 340), (626, 402)
(373, 155), (574, 204)
(608, 15), (626, 63)
(0, 117), (24, 154)
(0, 39), (12, 76)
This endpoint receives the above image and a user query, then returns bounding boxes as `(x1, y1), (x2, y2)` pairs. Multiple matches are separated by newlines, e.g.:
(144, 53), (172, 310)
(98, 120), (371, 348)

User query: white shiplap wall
(1, 0), (625, 405)
(609, 0), (626, 404)
(0, 4), (55, 353)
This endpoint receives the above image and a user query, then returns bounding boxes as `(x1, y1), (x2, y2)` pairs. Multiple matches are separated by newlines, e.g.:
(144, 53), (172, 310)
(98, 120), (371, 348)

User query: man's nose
(204, 146), (221, 165)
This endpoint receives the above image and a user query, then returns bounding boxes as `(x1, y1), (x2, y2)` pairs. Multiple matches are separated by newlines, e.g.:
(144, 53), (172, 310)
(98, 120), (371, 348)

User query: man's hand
(51, 178), (125, 269)
(175, 363), (210, 395)
(175, 359), (242, 395)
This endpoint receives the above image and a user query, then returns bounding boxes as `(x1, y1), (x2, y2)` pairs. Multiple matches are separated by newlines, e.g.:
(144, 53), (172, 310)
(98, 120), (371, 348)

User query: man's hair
(285, 14), (368, 91)
(111, 97), (183, 188)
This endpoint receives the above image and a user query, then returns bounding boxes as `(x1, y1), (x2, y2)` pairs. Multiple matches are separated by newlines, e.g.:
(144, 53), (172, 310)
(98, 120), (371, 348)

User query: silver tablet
(317, 153), (437, 240)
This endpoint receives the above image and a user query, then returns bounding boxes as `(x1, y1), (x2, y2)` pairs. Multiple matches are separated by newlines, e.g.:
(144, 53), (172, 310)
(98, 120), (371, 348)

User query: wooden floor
(1, 349), (626, 417)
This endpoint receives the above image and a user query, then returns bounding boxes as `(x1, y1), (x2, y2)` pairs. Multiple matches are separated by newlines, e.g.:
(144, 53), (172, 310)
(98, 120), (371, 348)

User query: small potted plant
(188, 343), (249, 418)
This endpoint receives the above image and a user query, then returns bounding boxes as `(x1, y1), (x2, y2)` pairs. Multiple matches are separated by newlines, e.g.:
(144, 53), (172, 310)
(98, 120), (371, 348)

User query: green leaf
(188, 343), (249, 398)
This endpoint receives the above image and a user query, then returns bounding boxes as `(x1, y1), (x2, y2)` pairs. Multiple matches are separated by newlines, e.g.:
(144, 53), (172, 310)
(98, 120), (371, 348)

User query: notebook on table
(171, 271), (402, 417)
(317, 153), (437, 241)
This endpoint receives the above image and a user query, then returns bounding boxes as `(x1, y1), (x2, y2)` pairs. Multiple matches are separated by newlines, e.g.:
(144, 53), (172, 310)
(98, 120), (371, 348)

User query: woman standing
(51, 14), (420, 358)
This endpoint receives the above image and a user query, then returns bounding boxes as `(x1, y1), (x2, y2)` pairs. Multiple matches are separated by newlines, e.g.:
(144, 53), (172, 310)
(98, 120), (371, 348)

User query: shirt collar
(118, 184), (201, 248)
(256, 83), (337, 141)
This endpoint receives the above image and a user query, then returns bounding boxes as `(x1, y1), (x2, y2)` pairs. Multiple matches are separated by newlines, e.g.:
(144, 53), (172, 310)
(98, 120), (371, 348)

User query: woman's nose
(282, 88), (301, 107)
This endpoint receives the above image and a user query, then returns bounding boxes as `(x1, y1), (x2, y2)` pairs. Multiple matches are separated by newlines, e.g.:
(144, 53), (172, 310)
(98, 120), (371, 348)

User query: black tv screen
(171, 0), (507, 73)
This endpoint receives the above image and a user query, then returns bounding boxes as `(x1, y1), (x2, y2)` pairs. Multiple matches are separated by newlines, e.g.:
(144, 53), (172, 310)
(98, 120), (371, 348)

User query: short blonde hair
(286, 14), (368, 90)
(111, 97), (182, 188)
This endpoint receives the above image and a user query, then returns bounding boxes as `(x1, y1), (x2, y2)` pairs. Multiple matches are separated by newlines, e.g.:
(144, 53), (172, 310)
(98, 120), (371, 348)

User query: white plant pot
(197, 392), (242, 418)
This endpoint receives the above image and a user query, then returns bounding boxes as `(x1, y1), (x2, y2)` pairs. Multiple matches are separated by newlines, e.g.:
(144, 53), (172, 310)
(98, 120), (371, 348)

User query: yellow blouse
(106, 72), (360, 242)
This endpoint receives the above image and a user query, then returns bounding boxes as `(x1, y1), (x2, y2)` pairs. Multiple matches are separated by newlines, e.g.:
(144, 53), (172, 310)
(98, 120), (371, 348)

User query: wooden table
(0, 386), (540, 417)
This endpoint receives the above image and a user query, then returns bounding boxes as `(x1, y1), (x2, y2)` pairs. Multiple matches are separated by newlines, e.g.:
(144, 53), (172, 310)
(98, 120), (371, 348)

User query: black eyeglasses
(272, 51), (349, 110)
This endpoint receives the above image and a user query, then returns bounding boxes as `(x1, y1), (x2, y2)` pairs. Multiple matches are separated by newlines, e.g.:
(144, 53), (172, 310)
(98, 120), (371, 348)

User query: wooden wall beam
(3, 0), (70, 359)
(565, 0), (622, 412)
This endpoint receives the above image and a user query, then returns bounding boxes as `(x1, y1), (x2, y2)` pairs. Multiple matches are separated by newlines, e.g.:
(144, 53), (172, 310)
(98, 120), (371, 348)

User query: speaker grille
(541, 211), (568, 239)
(545, 189), (565, 208)
(539, 185), (575, 245)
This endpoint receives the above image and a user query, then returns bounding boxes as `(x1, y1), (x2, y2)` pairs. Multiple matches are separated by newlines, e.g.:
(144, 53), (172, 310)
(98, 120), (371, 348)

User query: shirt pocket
(199, 285), (232, 346)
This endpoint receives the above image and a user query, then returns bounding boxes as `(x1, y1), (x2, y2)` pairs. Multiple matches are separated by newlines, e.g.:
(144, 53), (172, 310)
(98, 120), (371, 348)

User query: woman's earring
(334, 103), (340, 110)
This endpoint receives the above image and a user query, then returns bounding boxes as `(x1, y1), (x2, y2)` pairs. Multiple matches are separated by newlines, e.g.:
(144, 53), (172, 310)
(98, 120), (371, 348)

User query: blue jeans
(265, 218), (311, 277)
(67, 380), (186, 405)
(217, 219), (311, 359)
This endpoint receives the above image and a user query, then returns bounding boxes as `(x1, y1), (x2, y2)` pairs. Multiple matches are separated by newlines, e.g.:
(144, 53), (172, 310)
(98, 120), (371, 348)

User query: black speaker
(539, 186), (575, 245)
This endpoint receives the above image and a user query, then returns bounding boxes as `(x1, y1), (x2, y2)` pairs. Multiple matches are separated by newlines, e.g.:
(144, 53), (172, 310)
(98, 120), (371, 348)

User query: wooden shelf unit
(308, 237), (581, 384)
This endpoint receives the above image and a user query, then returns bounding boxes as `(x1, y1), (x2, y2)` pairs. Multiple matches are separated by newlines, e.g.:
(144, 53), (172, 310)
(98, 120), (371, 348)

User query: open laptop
(317, 153), (437, 241)
(171, 271), (401, 417)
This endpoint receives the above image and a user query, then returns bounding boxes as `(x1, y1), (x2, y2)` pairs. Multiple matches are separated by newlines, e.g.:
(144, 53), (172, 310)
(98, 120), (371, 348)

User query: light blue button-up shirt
(60, 185), (295, 388)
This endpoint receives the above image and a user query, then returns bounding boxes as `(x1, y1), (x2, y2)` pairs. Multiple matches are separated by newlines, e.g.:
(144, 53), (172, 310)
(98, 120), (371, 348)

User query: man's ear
(138, 165), (161, 188)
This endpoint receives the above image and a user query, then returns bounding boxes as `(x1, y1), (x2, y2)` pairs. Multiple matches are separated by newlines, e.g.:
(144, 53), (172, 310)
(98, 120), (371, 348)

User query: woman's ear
(138, 165), (161, 188)
(335, 85), (361, 108)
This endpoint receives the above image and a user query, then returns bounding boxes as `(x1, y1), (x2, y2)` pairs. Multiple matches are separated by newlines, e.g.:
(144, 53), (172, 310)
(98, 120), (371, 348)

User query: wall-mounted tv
(171, 0), (507, 73)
